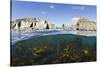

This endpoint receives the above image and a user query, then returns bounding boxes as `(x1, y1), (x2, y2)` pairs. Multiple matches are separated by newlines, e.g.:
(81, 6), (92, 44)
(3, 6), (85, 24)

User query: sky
(11, 0), (96, 26)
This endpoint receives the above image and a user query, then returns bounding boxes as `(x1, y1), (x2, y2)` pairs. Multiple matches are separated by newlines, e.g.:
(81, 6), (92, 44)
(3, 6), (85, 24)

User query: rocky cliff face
(71, 17), (96, 31)
(11, 17), (96, 31)
(11, 18), (55, 31)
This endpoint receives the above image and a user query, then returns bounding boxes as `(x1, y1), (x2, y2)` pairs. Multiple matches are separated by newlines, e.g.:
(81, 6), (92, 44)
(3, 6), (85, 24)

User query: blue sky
(11, 1), (96, 26)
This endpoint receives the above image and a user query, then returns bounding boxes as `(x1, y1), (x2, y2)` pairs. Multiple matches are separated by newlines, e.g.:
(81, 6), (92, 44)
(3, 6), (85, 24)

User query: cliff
(11, 17), (96, 31)
(11, 18), (55, 31)
(71, 17), (96, 31)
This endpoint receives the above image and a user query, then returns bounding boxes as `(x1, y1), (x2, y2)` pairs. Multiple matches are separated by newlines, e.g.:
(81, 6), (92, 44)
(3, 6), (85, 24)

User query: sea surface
(10, 30), (96, 45)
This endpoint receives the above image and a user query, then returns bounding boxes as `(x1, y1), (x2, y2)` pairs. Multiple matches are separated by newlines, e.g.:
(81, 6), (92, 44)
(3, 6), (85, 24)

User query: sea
(10, 30), (96, 45)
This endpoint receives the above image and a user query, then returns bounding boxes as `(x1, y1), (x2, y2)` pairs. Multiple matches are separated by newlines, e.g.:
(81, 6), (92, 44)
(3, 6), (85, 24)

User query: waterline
(11, 30), (96, 44)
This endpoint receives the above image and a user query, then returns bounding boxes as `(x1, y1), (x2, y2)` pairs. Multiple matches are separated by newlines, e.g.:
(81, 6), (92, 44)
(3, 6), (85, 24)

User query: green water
(11, 34), (96, 66)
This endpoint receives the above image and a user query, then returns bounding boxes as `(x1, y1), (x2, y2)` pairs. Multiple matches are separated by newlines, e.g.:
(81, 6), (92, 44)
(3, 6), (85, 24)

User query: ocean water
(11, 30), (96, 66)
(10, 30), (96, 45)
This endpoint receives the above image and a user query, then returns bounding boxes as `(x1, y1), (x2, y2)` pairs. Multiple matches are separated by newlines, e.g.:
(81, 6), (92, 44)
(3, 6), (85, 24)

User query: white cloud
(49, 5), (55, 9)
(41, 11), (46, 14)
(72, 6), (85, 11)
